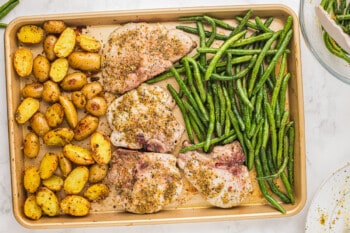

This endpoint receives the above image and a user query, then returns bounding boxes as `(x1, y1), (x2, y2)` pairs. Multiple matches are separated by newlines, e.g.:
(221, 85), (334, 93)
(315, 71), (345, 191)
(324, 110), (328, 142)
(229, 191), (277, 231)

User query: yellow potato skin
(71, 91), (86, 109)
(39, 152), (58, 179)
(63, 144), (94, 165)
(60, 72), (87, 91)
(17, 25), (44, 44)
(54, 27), (76, 58)
(85, 96), (107, 117)
(49, 57), (69, 82)
(36, 187), (59, 217)
(45, 103), (64, 128)
(43, 127), (74, 147)
(43, 20), (67, 34)
(63, 166), (89, 194)
(73, 115), (99, 141)
(42, 174), (64, 191)
(23, 132), (40, 159)
(59, 95), (78, 129)
(60, 195), (90, 217)
(23, 166), (41, 193)
(88, 164), (108, 183)
(81, 82), (103, 100)
(21, 82), (43, 99)
(42, 80), (61, 103)
(43, 35), (58, 61)
(30, 112), (51, 137)
(58, 152), (72, 177)
(15, 97), (40, 124)
(68, 51), (101, 72)
(90, 132), (111, 165)
(13, 47), (33, 78)
(24, 195), (42, 220)
(33, 55), (50, 82)
(77, 34), (101, 52)
(83, 183), (109, 202)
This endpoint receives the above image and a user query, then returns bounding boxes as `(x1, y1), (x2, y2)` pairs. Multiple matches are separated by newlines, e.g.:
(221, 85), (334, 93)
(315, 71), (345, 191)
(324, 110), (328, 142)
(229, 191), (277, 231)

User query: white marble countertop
(1, 0), (350, 232)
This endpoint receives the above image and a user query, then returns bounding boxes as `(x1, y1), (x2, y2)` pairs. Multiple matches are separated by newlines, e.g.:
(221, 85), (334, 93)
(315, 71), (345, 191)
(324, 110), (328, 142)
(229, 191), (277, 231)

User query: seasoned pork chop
(102, 22), (196, 94)
(106, 83), (184, 153)
(177, 141), (253, 208)
(107, 148), (183, 214)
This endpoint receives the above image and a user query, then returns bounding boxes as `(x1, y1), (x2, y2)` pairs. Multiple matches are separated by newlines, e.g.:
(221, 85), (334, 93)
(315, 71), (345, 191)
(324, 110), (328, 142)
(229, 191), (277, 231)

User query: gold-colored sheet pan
(4, 4), (306, 229)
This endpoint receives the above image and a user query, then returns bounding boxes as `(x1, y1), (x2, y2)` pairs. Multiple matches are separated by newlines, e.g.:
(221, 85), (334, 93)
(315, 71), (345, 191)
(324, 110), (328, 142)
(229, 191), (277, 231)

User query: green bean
(0, 0), (18, 20)
(197, 21), (207, 67)
(279, 72), (291, 114)
(204, 94), (215, 152)
(236, 79), (253, 110)
(255, 16), (273, 32)
(176, 25), (228, 40)
(146, 67), (185, 84)
(265, 102), (277, 166)
(0, 22), (7, 27)
(167, 84), (194, 143)
(277, 110), (289, 167)
(211, 83), (222, 136)
(337, 14), (350, 20)
(230, 9), (253, 36)
(323, 32), (350, 62)
(231, 32), (274, 48)
(205, 30), (247, 80)
(184, 57), (206, 103)
(178, 15), (235, 30)
(277, 16), (293, 49)
(227, 81), (245, 131)
(183, 101), (206, 134)
(266, 146), (277, 174)
(222, 133), (238, 144)
(236, 16), (259, 30)
(203, 15), (217, 47)
(252, 29), (293, 96)
(271, 54), (288, 112)
(262, 117), (269, 149)
(281, 171), (294, 204)
(188, 113), (204, 142)
(287, 125), (295, 186)
(217, 82), (226, 126)
(224, 111), (232, 137)
(228, 109), (248, 158)
(197, 47), (290, 56)
(244, 133), (255, 170)
(248, 31), (281, 97)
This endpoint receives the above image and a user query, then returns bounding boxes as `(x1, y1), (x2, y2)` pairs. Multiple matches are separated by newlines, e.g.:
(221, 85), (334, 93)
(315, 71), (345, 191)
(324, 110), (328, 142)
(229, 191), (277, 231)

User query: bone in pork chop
(106, 83), (184, 153)
(101, 22), (196, 94)
(107, 148), (183, 214)
(177, 141), (253, 208)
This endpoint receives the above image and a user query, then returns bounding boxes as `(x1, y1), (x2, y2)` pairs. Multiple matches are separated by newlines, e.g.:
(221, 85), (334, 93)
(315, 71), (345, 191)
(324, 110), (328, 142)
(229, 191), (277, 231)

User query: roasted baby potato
(90, 132), (111, 165)
(42, 174), (64, 191)
(45, 103), (64, 128)
(15, 97), (40, 124)
(58, 152), (72, 177)
(88, 164), (108, 183)
(85, 96), (107, 117)
(24, 195), (42, 220)
(83, 183), (109, 202)
(21, 82), (43, 99)
(71, 91), (86, 109)
(68, 51), (101, 72)
(42, 80), (61, 103)
(43, 20), (67, 34)
(73, 114), (99, 141)
(60, 195), (90, 217)
(30, 112), (51, 137)
(60, 72), (87, 91)
(17, 25), (44, 44)
(76, 34), (101, 52)
(23, 132), (40, 159)
(36, 187), (59, 216)
(13, 47), (33, 78)
(59, 95), (78, 129)
(43, 127), (74, 146)
(33, 55), (50, 82)
(63, 166), (89, 194)
(39, 152), (58, 179)
(43, 35), (58, 61)
(23, 166), (41, 193)
(49, 57), (69, 82)
(63, 144), (94, 165)
(54, 27), (76, 58)
(81, 81), (103, 100)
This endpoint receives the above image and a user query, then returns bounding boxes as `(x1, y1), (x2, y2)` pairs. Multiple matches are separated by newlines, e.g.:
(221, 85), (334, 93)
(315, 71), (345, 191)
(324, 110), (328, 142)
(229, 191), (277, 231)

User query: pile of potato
(13, 20), (112, 220)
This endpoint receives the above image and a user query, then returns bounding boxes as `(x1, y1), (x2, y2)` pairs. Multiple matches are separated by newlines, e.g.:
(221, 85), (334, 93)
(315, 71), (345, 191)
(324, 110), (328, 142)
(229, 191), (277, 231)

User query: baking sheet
(4, 4), (306, 229)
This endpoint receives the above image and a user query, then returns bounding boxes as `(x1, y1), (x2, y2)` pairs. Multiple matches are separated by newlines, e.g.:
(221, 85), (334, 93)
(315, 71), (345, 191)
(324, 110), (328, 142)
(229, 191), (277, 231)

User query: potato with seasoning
(17, 25), (44, 44)
(85, 96), (107, 117)
(42, 174), (64, 191)
(59, 95), (78, 128)
(36, 187), (59, 216)
(43, 127), (74, 146)
(83, 183), (109, 202)
(63, 166), (89, 194)
(15, 97), (40, 124)
(60, 195), (90, 217)
(24, 195), (42, 220)
(45, 103), (64, 128)
(39, 152), (58, 179)
(73, 114), (99, 141)
(91, 132), (111, 165)
(63, 144), (94, 165)
(68, 51), (101, 72)
(81, 81), (103, 100)
(76, 34), (101, 52)
(54, 27), (76, 58)
(71, 91), (86, 109)
(49, 57), (69, 82)
(23, 166), (41, 193)
(33, 55), (50, 82)
(58, 152), (72, 177)
(42, 80), (61, 103)
(23, 132), (40, 159)
(43, 35), (58, 61)
(43, 20), (67, 34)
(30, 112), (51, 137)
(21, 82), (43, 99)
(88, 164), (108, 183)
(60, 72), (87, 91)
(13, 47), (33, 78)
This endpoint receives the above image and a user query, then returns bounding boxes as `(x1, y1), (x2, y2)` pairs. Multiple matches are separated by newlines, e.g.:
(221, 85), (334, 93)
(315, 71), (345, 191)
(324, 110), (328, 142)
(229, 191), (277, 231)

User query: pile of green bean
(0, 0), (19, 28)
(320, 0), (350, 63)
(147, 10), (295, 214)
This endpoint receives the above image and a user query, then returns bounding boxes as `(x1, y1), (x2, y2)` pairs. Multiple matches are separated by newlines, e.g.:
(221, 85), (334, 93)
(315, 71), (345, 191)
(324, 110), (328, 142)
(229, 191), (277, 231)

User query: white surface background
(1, 0), (349, 232)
